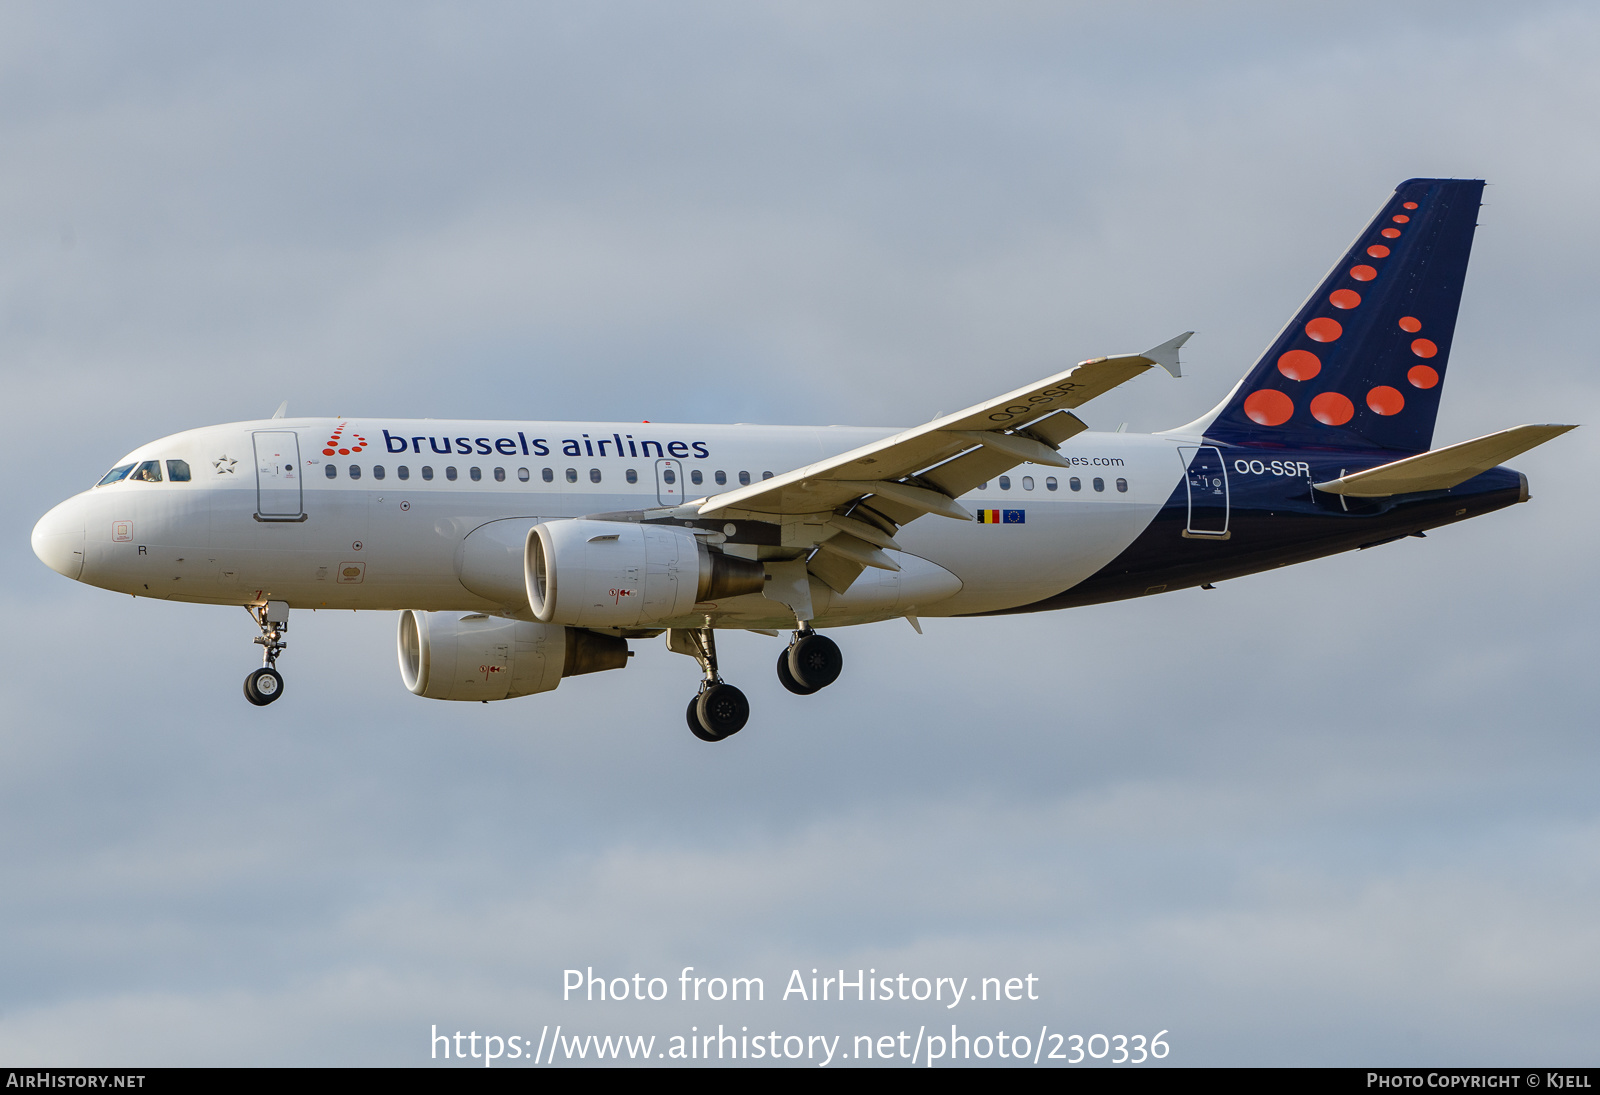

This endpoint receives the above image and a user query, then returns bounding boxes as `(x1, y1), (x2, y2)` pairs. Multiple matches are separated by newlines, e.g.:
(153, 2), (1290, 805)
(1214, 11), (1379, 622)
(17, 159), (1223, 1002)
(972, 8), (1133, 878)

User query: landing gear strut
(244, 600), (289, 706)
(667, 624), (749, 742)
(778, 629), (842, 695)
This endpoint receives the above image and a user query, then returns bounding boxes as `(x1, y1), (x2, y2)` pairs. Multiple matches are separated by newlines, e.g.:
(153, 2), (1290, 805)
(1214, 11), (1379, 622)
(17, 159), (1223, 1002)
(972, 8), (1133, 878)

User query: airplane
(31, 178), (1576, 742)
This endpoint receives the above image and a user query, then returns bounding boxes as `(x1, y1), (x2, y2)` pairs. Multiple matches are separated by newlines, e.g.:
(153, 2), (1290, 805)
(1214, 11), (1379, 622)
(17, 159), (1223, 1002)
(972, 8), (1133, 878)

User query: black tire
(787, 633), (842, 691)
(695, 683), (749, 739)
(244, 667), (285, 706)
(687, 694), (721, 742)
(777, 647), (821, 695)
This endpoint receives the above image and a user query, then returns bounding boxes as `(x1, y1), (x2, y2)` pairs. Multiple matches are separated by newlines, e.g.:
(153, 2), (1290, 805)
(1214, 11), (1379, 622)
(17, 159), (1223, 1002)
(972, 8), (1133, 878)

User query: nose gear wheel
(244, 666), (285, 706)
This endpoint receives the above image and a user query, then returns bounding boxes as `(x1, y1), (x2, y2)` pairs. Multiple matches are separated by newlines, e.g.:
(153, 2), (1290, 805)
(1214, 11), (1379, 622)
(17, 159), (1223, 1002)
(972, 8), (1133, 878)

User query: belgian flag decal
(977, 509), (1025, 524)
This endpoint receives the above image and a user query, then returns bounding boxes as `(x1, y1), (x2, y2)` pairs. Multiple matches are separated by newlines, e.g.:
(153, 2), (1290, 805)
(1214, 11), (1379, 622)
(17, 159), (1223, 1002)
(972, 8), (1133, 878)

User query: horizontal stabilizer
(1313, 424), (1577, 497)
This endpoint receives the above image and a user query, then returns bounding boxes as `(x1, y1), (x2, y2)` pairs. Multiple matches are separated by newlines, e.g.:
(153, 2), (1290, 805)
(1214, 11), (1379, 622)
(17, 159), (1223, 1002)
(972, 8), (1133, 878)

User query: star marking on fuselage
(214, 455), (237, 474)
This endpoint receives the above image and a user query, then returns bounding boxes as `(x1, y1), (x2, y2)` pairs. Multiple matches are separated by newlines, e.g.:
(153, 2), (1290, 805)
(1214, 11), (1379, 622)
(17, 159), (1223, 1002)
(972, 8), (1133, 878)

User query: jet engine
(398, 609), (629, 702)
(526, 519), (765, 628)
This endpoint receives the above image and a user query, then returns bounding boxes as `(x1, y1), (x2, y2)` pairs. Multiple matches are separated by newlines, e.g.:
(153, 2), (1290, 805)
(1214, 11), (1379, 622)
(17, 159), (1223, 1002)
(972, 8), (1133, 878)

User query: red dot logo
(1349, 264), (1377, 281)
(322, 448), (336, 456)
(1402, 201), (1418, 210)
(1310, 391), (1354, 425)
(1367, 244), (1391, 258)
(1381, 228), (1401, 239)
(1408, 364), (1439, 389)
(1411, 338), (1438, 358)
(1367, 386), (1405, 415)
(1244, 389), (1294, 426)
(1305, 317), (1343, 342)
(338, 448), (350, 455)
(1277, 349), (1321, 381)
(1398, 316), (1422, 333)
(1392, 214), (1410, 224)
(1329, 289), (1361, 309)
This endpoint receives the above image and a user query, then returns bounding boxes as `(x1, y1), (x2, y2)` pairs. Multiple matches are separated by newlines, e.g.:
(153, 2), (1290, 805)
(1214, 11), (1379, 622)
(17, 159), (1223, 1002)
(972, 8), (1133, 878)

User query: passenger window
(1069, 477), (1081, 491)
(166, 459), (192, 482)
(663, 469), (676, 484)
(542, 468), (554, 483)
(998, 475), (1011, 490)
(469, 467), (481, 482)
(398, 466), (410, 480)
(1116, 478), (1128, 493)
(626, 469), (639, 484)
(738, 471), (751, 486)
(446, 467), (458, 481)
(590, 468), (602, 483)
(1046, 477), (1057, 491)
(690, 469), (702, 485)
(97, 464), (134, 486)
(493, 467), (505, 482)
(1022, 476), (1034, 491)
(325, 464), (337, 479)
(349, 465), (361, 480)
(1093, 477), (1105, 492)
(373, 465), (386, 480)
(422, 466), (434, 480)
(715, 470), (727, 486)
(518, 468), (530, 482)
(976, 481), (988, 490)
(130, 460), (163, 483)
(762, 471), (773, 480)
(565, 468), (577, 483)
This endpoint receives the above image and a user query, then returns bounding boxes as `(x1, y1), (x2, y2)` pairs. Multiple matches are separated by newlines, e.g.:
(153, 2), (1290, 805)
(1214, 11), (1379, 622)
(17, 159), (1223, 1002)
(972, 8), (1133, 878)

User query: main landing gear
(669, 625), (750, 743)
(777, 629), (843, 695)
(667, 623), (845, 742)
(244, 600), (289, 706)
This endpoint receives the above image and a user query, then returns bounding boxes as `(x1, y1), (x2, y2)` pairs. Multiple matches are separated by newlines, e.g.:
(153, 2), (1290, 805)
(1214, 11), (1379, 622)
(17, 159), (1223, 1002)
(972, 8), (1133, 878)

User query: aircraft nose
(32, 497), (86, 580)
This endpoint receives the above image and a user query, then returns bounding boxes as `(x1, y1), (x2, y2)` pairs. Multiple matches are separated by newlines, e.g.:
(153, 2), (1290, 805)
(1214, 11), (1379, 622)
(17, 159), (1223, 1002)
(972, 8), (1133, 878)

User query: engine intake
(526, 519), (764, 627)
(398, 609), (629, 702)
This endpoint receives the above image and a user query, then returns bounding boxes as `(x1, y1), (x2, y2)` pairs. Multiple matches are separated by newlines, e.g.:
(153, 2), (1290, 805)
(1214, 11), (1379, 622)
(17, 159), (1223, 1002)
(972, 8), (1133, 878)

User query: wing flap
(919, 446), (1024, 500)
(1313, 424), (1577, 497)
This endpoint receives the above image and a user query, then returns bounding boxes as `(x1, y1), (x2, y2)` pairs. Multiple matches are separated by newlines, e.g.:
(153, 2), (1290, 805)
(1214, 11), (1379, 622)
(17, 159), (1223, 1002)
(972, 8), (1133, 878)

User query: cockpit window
(129, 460), (163, 483)
(166, 459), (192, 482)
(97, 464), (134, 486)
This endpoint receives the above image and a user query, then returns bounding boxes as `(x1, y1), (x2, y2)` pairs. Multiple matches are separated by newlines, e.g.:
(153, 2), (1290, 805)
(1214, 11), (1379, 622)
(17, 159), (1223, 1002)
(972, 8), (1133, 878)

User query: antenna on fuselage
(271, 401), (288, 419)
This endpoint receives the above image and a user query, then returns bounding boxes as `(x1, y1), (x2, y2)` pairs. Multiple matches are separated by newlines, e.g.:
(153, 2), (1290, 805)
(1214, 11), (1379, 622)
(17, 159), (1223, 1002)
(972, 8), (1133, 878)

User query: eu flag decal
(978, 509), (1025, 524)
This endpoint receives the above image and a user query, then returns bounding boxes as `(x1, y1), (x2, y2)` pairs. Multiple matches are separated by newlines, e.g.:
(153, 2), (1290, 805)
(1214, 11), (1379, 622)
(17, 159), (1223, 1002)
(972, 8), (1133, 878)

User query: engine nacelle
(526, 518), (765, 628)
(398, 609), (629, 702)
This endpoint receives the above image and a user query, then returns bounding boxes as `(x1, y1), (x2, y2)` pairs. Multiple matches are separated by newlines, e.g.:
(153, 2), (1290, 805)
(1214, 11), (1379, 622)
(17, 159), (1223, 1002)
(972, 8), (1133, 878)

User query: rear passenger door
(1177, 445), (1229, 539)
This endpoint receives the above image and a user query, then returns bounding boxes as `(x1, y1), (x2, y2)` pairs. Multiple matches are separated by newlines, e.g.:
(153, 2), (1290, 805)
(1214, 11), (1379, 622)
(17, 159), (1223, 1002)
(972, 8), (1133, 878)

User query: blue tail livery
(1200, 178), (1484, 453)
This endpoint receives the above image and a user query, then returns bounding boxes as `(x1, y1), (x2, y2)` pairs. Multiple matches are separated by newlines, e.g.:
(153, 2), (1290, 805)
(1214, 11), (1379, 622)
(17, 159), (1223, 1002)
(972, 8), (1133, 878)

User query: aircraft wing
(695, 332), (1189, 592)
(1312, 423), (1577, 497)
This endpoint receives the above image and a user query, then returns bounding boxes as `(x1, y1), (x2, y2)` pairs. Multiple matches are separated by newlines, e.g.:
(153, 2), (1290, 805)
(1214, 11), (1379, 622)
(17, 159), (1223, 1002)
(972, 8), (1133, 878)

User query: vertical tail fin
(1197, 178), (1484, 452)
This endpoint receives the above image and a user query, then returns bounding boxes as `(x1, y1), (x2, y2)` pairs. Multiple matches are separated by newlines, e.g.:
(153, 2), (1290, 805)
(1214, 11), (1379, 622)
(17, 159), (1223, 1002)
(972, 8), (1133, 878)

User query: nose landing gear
(667, 624), (749, 742)
(244, 600), (289, 706)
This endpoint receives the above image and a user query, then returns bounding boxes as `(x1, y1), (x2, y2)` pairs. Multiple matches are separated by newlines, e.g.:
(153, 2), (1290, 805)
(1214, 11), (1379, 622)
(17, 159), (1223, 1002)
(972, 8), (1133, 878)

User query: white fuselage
(34, 417), (1191, 628)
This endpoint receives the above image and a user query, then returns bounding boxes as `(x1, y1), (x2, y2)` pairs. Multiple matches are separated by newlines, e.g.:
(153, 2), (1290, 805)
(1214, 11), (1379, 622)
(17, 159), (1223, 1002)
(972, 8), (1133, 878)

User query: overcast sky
(2, 1), (1597, 1067)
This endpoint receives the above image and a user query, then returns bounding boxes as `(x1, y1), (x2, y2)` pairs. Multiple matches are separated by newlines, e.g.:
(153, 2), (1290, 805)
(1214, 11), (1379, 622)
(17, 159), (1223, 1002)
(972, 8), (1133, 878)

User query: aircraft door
(253, 431), (305, 521)
(655, 459), (684, 506)
(1177, 445), (1229, 538)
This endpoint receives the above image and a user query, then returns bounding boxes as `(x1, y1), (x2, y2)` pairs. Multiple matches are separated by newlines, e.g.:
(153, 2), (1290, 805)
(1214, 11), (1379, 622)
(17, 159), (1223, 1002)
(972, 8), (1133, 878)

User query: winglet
(1140, 332), (1193, 378)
